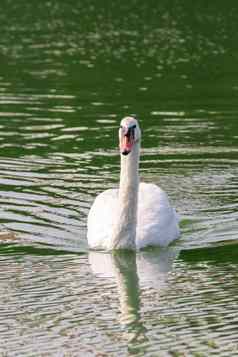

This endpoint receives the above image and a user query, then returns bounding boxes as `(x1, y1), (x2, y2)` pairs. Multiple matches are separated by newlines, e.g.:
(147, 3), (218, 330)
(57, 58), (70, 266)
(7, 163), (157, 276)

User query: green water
(0, 1), (238, 355)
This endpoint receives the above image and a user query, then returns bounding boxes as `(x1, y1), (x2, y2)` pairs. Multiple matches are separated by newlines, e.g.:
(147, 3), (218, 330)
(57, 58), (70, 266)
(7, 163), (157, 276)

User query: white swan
(87, 116), (180, 250)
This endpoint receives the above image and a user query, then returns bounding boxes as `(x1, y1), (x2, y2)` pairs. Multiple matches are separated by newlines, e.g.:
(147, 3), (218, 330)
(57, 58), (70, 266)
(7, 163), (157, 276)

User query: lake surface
(0, 1), (238, 355)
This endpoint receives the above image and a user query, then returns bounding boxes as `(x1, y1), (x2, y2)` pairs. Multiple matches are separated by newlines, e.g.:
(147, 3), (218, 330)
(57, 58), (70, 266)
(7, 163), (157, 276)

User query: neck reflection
(89, 247), (179, 348)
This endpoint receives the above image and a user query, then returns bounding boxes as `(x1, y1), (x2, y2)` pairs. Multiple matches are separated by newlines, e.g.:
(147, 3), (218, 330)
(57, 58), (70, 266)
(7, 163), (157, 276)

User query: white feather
(87, 116), (180, 250)
(87, 182), (179, 250)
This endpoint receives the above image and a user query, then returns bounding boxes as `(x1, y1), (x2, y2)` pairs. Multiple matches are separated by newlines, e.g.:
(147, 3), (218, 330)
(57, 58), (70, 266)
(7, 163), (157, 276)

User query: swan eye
(120, 124), (136, 130)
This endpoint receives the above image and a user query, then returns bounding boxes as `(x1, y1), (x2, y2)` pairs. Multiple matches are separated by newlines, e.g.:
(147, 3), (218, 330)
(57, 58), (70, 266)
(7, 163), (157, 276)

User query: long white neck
(111, 142), (140, 250)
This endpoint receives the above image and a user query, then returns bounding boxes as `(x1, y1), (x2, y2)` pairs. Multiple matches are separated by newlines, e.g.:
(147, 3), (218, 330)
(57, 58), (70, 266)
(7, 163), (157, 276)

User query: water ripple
(0, 3), (238, 354)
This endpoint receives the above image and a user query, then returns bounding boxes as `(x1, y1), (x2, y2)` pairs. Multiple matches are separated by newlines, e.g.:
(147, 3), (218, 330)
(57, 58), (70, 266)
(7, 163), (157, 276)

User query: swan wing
(137, 183), (180, 248)
(87, 189), (118, 249)
(87, 183), (179, 250)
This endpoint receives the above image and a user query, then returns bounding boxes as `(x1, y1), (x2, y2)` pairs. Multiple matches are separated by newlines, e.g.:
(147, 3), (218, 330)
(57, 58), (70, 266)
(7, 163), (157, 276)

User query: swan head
(119, 116), (141, 156)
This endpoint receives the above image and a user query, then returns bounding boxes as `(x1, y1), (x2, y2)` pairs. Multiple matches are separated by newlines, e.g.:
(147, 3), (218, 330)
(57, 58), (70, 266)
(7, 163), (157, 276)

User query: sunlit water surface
(0, 2), (238, 356)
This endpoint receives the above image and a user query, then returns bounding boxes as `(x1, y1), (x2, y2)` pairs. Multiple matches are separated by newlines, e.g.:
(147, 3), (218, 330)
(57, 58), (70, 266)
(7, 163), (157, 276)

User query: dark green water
(0, 1), (238, 355)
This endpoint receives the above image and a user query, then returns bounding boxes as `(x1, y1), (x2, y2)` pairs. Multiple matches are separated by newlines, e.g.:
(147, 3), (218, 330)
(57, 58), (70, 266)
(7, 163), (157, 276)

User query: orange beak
(120, 127), (135, 155)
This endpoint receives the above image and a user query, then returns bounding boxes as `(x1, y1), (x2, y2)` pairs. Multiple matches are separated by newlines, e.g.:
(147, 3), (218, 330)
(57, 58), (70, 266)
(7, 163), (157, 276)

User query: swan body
(88, 183), (179, 250)
(87, 116), (180, 250)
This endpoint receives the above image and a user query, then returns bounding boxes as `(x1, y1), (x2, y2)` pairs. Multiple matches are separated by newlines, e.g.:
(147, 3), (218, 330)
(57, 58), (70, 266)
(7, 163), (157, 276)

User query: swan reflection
(89, 247), (179, 345)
